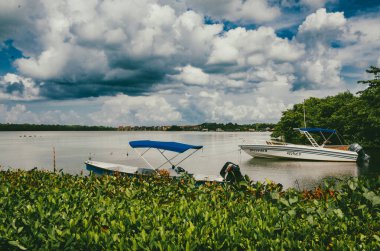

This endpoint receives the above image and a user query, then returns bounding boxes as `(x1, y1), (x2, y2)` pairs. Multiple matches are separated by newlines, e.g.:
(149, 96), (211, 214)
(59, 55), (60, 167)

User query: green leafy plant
(0, 169), (379, 250)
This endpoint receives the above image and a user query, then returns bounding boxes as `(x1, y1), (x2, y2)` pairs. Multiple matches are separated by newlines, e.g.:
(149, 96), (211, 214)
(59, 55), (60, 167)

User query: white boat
(240, 128), (369, 162)
(85, 140), (243, 183)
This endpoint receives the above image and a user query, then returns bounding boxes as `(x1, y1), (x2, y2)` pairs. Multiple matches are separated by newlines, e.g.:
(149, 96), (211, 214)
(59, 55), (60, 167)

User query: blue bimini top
(299, 128), (336, 133)
(129, 140), (203, 153)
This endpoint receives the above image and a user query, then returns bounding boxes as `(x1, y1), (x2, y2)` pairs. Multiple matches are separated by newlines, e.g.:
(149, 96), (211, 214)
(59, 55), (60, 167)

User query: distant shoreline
(0, 123), (276, 132)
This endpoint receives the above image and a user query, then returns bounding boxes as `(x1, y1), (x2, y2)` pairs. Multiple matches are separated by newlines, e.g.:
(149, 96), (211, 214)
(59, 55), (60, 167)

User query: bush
(0, 170), (379, 250)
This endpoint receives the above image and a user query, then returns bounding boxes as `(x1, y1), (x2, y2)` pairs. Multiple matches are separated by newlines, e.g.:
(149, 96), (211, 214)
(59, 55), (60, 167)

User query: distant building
(161, 126), (170, 131)
(216, 128), (224, 132)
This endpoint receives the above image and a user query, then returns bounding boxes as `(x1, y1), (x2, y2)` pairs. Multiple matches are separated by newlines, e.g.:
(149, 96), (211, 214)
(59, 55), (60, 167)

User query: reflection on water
(0, 131), (378, 189)
(241, 158), (358, 189)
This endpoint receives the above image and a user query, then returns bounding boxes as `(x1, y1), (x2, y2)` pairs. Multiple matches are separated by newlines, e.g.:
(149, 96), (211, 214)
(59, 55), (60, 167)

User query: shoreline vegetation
(0, 122), (275, 132)
(272, 66), (380, 147)
(0, 169), (379, 250)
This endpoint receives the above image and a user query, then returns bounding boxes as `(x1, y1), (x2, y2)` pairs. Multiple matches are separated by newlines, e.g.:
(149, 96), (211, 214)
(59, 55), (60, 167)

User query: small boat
(85, 140), (244, 183)
(240, 128), (369, 162)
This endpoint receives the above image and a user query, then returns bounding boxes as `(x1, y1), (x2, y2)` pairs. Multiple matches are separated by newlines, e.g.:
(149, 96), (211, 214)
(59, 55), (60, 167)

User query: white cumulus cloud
(0, 73), (41, 101)
(89, 94), (182, 126)
(172, 65), (210, 86)
(167, 0), (281, 24)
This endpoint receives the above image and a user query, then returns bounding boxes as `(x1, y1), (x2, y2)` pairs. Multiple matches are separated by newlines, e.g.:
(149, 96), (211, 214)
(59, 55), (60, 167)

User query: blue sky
(0, 0), (379, 125)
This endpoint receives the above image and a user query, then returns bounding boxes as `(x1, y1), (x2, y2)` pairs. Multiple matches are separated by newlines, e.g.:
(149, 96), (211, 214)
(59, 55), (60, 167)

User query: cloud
(300, 0), (330, 9)
(0, 103), (84, 124)
(293, 8), (347, 89)
(175, 84), (293, 123)
(280, 0), (333, 10)
(297, 58), (342, 89)
(172, 65), (210, 86)
(1, 1), (379, 125)
(0, 104), (38, 123)
(207, 27), (304, 70)
(89, 94), (182, 126)
(298, 8), (346, 45)
(337, 14), (380, 70)
(4, 1), (222, 98)
(1, 1), (362, 101)
(181, 0), (281, 24)
(0, 73), (40, 100)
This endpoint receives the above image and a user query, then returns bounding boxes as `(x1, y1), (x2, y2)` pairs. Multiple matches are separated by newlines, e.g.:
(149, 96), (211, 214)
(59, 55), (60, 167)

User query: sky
(0, 0), (379, 126)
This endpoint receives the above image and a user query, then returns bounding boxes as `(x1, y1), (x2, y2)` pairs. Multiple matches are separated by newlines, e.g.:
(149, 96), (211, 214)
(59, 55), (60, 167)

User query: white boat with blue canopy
(240, 128), (369, 162)
(86, 140), (244, 183)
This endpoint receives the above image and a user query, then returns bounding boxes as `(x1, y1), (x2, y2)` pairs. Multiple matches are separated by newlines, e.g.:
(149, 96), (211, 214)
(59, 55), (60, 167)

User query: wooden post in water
(53, 147), (56, 173)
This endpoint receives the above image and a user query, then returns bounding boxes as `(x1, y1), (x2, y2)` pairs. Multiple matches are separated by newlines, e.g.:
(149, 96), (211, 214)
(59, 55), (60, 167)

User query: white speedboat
(240, 128), (369, 162)
(85, 140), (244, 183)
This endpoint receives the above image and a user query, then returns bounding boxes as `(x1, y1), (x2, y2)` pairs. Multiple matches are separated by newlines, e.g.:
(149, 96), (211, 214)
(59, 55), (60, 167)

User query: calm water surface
(0, 131), (378, 189)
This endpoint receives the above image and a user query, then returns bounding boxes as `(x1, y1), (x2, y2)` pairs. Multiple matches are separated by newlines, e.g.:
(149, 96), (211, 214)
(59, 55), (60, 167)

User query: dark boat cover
(299, 128), (336, 133)
(129, 140), (203, 153)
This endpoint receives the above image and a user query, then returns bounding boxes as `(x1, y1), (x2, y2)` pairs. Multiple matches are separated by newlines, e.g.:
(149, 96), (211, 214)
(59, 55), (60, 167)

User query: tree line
(0, 124), (116, 131)
(272, 66), (380, 147)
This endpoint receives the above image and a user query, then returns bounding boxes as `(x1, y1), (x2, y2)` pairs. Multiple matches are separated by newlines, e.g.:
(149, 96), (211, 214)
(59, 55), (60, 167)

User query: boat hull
(85, 160), (225, 183)
(240, 144), (358, 162)
(85, 160), (147, 176)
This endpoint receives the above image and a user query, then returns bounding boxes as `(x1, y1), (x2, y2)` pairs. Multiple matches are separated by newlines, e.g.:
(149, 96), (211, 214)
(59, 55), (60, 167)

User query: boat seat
(323, 145), (349, 151)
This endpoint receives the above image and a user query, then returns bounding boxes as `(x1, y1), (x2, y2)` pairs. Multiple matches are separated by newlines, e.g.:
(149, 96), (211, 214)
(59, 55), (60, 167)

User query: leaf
(279, 198), (290, 207)
(357, 204), (366, 210)
(270, 192), (280, 200)
(307, 216), (314, 225)
(363, 191), (380, 206)
(289, 196), (298, 205)
(348, 180), (357, 191)
(373, 235), (380, 242)
(334, 209), (344, 219)
(288, 209), (296, 217)
(8, 240), (27, 250)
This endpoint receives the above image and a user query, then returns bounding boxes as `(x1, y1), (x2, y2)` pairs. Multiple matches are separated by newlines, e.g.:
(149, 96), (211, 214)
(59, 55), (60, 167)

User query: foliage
(0, 123), (276, 132)
(0, 169), (379, 250)
(272, 66), (380, 147)
(357, 66), (380, 91)
(166, 125), (183, 131)
(0, 124), (116, 131)
(200, 122), (275, 132)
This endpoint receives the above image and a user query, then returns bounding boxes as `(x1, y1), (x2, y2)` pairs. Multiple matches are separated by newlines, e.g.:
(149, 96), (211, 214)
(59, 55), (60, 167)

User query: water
(0, 131), (378, 189)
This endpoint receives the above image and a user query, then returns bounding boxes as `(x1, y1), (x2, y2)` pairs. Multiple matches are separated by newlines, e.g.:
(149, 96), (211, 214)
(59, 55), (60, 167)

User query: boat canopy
(299, 128), (336, 133)
(129, 140), (203, 153)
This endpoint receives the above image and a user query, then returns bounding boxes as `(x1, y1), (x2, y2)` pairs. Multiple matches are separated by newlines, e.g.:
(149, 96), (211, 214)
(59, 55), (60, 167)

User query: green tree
(355, 66), (380, 145)
(272, 66), (380, 147)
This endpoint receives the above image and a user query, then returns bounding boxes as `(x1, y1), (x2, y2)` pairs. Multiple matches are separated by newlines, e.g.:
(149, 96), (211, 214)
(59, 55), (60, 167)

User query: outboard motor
(220, 162), (244, 183)
(348, 143), (370, 162)
(172, 165), (186, 174)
